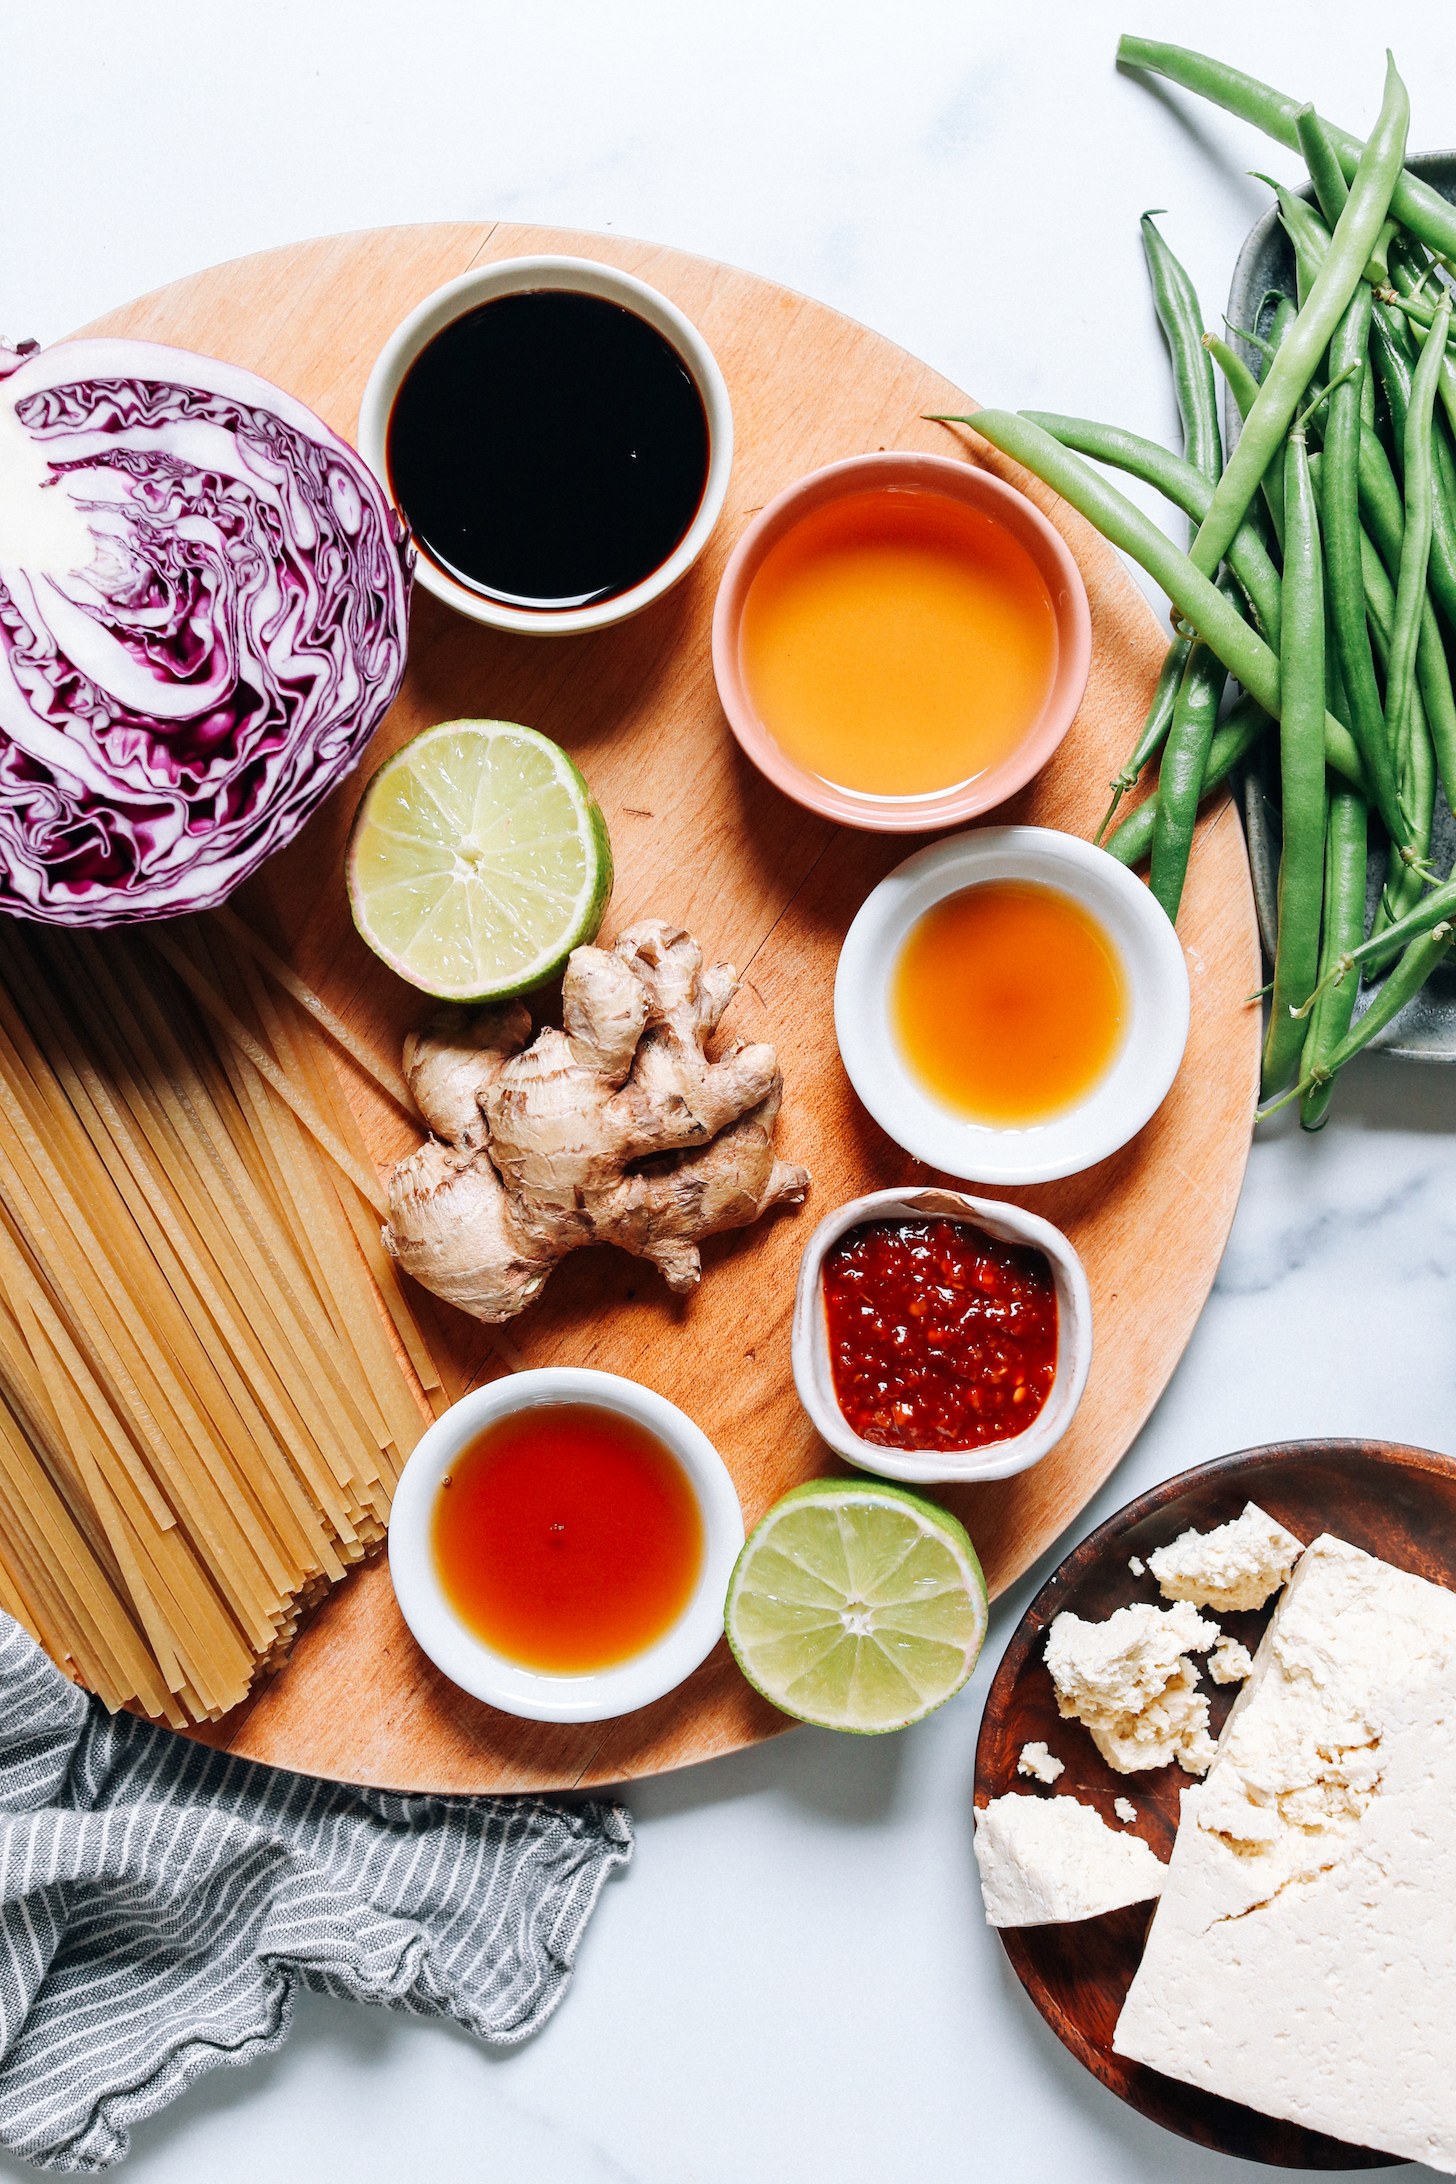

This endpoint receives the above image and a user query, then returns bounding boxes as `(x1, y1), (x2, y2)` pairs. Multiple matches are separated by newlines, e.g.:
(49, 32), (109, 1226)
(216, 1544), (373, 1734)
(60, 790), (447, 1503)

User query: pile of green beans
(937, 41), (1456, 1129)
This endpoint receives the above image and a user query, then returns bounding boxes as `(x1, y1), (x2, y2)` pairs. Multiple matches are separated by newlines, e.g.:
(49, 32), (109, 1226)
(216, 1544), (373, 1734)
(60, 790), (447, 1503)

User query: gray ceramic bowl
(1226, 151), (1456, 1060)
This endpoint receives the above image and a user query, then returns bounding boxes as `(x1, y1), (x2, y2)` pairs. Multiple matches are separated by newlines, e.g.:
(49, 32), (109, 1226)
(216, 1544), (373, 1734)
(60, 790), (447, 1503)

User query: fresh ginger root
(382, 920), (810, 1321)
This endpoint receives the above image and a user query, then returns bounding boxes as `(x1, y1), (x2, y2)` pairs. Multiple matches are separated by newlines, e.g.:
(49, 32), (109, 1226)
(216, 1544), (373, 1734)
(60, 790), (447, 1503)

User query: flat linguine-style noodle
(0, 911), (453, 1727)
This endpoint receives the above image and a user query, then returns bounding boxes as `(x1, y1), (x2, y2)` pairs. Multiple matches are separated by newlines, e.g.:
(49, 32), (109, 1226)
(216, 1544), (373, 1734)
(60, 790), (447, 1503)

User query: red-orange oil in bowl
(432, 1403), (704, 1673)
(822, 1218), (1057, 1451)
(892, 879), (1127, 1125)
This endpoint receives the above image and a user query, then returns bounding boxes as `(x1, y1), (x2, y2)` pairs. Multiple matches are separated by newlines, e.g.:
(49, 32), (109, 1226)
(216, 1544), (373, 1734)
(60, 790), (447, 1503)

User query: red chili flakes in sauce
(822, 1218), (1058, 1451)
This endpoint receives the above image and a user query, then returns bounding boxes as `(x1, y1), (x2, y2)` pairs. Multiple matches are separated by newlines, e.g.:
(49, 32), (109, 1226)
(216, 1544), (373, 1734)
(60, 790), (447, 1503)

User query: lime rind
(724, 1479), (988, 1735)
(346, 719), (613, 1001)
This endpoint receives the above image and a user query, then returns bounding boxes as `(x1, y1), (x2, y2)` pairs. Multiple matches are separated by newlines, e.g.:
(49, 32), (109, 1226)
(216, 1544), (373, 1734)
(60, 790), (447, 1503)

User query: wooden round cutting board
(76, 222), (1261, 1792)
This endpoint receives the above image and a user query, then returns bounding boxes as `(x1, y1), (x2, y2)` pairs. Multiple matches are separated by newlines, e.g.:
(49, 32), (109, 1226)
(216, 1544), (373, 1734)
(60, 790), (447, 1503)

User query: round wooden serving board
(77, 222), (1261, 1792)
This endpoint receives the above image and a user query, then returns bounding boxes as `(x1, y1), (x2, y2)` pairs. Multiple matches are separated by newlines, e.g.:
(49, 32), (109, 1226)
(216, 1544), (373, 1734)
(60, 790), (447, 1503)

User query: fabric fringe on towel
(0, 1616), (632, 2172)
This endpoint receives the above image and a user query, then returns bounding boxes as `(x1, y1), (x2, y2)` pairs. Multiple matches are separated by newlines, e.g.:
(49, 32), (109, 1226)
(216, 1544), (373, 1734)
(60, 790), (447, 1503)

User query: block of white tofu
(1114, 1534), (1456, 2170)
(974, 1794), (1166, 1927)
(1045, 1600), (1218, 1774)
(1148, 1501), (1303, 1612)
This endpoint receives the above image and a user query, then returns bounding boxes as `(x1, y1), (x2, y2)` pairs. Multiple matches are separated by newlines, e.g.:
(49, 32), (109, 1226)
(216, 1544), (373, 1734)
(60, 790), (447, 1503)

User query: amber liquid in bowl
(432, 1403), (704, 1674)
(738, 487), (1057, 798)
(893, 880), (1128, 1125)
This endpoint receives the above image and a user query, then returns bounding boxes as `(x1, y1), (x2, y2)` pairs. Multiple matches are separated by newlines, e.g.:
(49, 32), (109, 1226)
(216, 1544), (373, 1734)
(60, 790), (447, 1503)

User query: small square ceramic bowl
(791, 1188), (1093, 1486)
(358, 254), (734, 636)
(710, 450), (1091, 830)
(835, 825), (1190, 1186)
(388, 1367), (745, 1722)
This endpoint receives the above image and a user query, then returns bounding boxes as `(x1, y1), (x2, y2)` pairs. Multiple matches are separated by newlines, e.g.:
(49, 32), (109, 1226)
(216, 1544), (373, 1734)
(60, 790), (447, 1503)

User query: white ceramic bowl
(358, 254), (734, 636)
(388, 1368), (744, 1723)
(835, 826), (1190, 1186)
(791, 1187), (1093, 1485)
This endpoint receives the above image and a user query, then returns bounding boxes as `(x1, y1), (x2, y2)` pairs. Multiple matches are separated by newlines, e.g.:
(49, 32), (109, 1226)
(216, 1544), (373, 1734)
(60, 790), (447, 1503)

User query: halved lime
(724, 1477), (988, 1734)
(346, 720), (613, 1001)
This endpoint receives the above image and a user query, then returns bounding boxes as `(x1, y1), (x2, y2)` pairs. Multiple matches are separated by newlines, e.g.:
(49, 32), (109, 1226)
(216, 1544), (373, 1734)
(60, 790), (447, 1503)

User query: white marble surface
(5, 1), (1456, 2176)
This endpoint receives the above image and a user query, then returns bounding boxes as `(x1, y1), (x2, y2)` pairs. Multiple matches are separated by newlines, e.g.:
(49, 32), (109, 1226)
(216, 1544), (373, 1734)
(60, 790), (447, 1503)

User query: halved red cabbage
(0, 338), (409, 925)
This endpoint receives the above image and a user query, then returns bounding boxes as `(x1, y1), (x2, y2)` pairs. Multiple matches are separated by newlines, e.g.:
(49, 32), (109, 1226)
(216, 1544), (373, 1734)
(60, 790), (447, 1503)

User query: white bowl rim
(790, 1186), (1093, 1485)
(834, 825), (1190, 1186)
(388, 1366), (745, 1722)
(357, 252), (734, 636)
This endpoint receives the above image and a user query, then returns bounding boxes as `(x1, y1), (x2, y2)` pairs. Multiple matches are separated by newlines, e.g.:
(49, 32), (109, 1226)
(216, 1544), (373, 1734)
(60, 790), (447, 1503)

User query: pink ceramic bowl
(711, 451), (1092, 832)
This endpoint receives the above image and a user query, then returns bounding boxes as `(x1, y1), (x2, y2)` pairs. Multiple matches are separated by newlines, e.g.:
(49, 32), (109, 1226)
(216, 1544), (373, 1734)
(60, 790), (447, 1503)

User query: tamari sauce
(386, 290), (710, 610)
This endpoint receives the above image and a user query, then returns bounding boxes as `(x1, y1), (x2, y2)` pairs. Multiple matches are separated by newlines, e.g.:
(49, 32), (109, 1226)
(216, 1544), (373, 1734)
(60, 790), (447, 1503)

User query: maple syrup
(738, 487), (1057, 798)
(893, 880), (1127, 1125)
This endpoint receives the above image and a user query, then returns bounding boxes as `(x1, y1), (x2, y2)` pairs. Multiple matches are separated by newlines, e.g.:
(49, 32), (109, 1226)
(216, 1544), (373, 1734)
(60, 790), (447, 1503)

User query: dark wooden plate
(975, 1438), (1456, 2170)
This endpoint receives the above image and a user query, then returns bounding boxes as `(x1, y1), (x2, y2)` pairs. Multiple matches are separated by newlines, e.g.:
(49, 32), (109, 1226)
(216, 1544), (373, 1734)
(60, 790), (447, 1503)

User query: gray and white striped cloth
(0, 1614), (632, 2172)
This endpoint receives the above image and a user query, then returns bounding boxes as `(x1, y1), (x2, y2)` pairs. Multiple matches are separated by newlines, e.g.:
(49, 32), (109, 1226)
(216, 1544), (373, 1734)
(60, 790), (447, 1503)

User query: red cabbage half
(0, 338), (409, 925)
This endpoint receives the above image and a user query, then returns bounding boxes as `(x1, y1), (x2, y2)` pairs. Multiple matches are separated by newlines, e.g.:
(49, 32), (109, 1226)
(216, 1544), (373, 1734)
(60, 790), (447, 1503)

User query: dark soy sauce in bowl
(386, 289), (711, 612)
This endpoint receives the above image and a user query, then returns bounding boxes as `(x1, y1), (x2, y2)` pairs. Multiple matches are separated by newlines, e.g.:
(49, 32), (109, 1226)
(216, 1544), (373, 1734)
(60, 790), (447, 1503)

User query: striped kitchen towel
(0, 1614), (632, 2172)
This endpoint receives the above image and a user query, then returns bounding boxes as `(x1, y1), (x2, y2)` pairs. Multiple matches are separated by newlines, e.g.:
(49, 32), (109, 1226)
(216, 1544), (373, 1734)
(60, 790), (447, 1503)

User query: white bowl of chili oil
(790, 1188), (1092, 1485)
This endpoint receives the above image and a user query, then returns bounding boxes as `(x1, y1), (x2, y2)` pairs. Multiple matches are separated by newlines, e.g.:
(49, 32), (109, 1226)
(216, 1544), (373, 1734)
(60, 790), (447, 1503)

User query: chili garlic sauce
(386, 290), (709, 611)
(432, 1403), (703, 1673)
(823, 1218), (1057, 1451)
(738, 488), (1056, 798)
(894, 879), (1127, 1125)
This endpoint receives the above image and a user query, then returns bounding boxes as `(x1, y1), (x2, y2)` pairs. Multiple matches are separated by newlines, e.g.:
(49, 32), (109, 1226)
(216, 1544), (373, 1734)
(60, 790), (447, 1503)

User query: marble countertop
(6, 2), (1455, 2176)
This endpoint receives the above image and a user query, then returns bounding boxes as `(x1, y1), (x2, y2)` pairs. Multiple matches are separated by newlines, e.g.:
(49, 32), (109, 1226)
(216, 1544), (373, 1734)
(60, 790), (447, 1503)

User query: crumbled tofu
(1128, 1555), (1145, 1577)
(1016, 1740), (1063, 1784)
(1114, 1535), (1456, 2169)
(1208, 1635), (1253, 1684)
(1114, 1797), (1138, 1823)
(1148, 1501), (1303, 1613)
(1045, 1600), (1219, 1775)
(974, 1793), (1166, 1926)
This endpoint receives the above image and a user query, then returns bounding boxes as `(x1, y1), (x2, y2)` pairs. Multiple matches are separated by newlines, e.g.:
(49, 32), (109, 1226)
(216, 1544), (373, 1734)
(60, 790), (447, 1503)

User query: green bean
(962, 408), (1369, 793)
(1387, 265), (1456, 518)
(1205, 331), (1261, 420)
(1263, 421), (1329, 1096)
(1208, 329), (1288, 559)
(1186, 56), (1409, 581)
(1380, 283), (1456, 349)
(1116, 39), (1456, 262)
(1356, 447), (1456, 810)
(1104, 696), (1268, 868)
(1096, 634), (1193, 838)
(1301, 864), (1456, 1001)
(1261, 176), (1331, 305)
(1296, 103), (1350, 227)
(1149, 630), (1227, 923)
(1320, 285), (1402, 834)
(1366, 306), (1456, 631)
(1300, 787), (1368, 1130)
(1281, 926), (1456, 1114)
(1022, 413), (1281, 645)
(1141, 212), (1222, 497)
(1258, 296), (1298, 547)
(1385, 691), (1435, 929)
(1266, 169), (1403, 328)
(1355, 527), (1455, 840)
(1384, 295), (1450, 776)
(1368, 221), (1400, 288)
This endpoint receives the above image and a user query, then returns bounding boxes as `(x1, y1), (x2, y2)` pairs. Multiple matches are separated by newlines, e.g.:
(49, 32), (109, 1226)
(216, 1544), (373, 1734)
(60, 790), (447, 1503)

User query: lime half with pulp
(346, 720), (613, 1001)
(725, 1477), (988, 1733)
